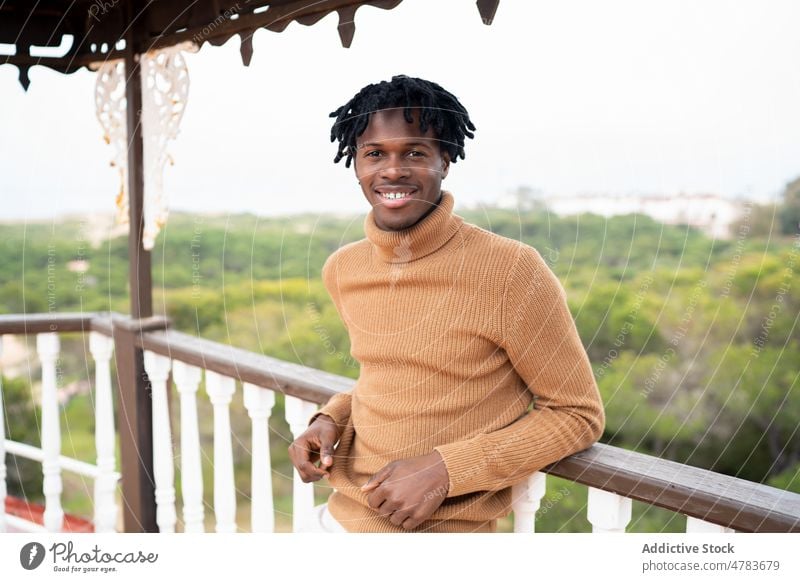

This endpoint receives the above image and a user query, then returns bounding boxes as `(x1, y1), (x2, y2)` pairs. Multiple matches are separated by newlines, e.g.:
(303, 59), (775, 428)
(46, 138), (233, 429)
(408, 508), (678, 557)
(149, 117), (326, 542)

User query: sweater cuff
(308, 391), (352, 430)
(433, 436), (491, 498)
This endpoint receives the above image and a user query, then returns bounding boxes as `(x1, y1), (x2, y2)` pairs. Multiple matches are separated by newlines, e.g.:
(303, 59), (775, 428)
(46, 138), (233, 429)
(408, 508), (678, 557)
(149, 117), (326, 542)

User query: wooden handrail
(543, 443), (799, 533)
(1, 311), (798, 532)
(0, 313), (351, 405)
(134, 328), (354, 405)
(0, 312), (97, 334)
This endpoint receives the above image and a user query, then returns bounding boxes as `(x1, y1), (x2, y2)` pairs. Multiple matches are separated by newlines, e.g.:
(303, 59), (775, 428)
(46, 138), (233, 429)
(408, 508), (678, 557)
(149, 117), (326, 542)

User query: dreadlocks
(329, 74), (476, 168)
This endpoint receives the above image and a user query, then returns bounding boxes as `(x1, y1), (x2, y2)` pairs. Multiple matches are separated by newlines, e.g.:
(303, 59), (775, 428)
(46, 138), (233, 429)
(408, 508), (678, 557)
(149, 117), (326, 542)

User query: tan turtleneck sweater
(309, 190), (605, 533)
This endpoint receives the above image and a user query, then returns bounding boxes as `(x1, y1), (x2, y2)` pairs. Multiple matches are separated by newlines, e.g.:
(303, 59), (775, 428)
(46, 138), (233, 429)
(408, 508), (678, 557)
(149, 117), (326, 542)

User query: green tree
(701, 343), (800, 483)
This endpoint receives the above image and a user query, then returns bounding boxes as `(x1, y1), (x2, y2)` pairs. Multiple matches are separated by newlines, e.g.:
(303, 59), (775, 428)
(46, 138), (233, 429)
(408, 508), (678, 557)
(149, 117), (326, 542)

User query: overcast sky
(1, 0), (800, 220)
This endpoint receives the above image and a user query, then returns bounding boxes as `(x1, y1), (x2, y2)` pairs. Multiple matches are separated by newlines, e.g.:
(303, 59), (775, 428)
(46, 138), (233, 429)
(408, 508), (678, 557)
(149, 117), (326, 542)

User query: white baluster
(89, 332), (118, 532)
(587, 487), (632, 533)
(686, 515), (735, 533)
(172, 361), (205, 533)
(143, 351), (176, 533)
(0, 336), (6, 533)
(205, 371), (237, 533)
(36, 333), (64, 532)
(243, 383), (276, 533)
(511, 471), (547, 532)
(285, 395), (320, 532)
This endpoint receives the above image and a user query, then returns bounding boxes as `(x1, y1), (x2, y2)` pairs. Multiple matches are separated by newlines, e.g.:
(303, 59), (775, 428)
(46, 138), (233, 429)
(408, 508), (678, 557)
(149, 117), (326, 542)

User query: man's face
(353, 107), (450, 231)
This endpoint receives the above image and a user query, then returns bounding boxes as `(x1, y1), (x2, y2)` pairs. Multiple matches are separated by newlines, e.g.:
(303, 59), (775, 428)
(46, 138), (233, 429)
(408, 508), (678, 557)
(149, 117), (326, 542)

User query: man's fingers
(296, 460), (329, 482)
(361, 463), (392, 492)
(289, 441), (312, 468)
(291, 436), (317, 457)
(390, 509), (413, 528)
(376, 499), (396, 518)
(320, 440), (335, 467)
(365, 487), (387, 511)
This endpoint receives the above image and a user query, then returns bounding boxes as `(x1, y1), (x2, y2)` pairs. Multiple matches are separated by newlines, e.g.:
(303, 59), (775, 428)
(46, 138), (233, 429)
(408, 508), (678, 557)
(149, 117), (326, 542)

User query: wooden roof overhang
(1, 0), (500, 89)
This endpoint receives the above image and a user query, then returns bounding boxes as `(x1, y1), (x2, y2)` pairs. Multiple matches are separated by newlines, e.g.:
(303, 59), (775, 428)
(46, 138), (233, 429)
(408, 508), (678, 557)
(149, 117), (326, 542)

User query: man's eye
(365, 151), (381, 157)
(408, 150), (425, 157)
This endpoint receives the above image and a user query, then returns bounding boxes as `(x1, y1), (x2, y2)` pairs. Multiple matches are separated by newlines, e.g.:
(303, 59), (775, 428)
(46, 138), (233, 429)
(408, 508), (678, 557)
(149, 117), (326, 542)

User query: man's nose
(379, 154), (411, 180)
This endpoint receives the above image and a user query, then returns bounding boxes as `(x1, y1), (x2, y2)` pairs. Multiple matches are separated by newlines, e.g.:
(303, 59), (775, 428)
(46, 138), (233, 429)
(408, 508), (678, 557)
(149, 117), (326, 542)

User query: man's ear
(441, 151), (451, 180)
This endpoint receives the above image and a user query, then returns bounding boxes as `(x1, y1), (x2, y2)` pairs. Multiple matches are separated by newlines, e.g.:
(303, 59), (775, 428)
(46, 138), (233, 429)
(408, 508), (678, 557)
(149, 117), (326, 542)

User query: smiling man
(288, 74), (605, 533)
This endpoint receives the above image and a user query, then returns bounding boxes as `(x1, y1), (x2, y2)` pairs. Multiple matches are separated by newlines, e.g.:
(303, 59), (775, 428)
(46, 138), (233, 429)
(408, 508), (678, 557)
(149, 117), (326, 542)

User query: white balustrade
(0, 336), (6, 533)
(285, 395), (320, 532)
(172, 361), (205, 532)
(0, 330), (756, 537)
(243, 383), (276, 533)
(36, 332), (64, 532)
(143, 351), (176, 533)
(205, 370), (237, 533)
(89, 332), (118, 532)
(4, 441), (103, 477)
(587, 487), (632, 533)
(686, 515), (735, 533)
(511, 471), (547, 532)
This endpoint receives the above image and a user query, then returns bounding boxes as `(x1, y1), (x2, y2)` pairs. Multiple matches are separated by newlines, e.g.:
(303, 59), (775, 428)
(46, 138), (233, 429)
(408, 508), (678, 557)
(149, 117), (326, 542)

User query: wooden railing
(1, 312), (798, 533)
(0, 313), (119, 532)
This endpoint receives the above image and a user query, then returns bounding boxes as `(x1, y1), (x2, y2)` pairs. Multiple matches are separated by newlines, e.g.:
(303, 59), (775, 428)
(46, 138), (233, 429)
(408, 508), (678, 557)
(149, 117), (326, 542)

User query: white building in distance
(493, 190), (751, 240)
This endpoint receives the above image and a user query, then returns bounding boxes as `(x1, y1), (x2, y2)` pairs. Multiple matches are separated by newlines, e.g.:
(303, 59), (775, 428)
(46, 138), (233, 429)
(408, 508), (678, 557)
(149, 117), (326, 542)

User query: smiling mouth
(377, 191), (414, 200)
(374, 189), (417, 209)
(375, 187), (417, 210)
(376, 185), (417, 197)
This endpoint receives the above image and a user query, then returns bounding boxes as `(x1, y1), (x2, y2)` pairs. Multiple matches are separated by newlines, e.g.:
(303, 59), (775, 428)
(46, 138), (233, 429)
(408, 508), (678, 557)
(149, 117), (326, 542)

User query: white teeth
(380, 192), (412, 199)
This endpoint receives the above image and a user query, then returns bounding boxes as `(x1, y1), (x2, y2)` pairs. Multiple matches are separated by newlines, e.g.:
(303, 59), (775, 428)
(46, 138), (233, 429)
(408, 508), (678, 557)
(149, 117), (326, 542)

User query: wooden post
(125, 1), (152, 321)
(115, 0), (158, 532)
(113, 323), (155, 532)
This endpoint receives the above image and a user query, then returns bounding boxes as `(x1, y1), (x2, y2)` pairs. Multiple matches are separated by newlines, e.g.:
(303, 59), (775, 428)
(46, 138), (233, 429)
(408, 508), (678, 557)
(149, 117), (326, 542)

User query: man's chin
(374, 213), (417, 232)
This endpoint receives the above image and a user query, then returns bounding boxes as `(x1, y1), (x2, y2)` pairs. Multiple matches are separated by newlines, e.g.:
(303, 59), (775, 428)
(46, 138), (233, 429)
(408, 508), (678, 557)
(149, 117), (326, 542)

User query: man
(288, 74), (605, 533)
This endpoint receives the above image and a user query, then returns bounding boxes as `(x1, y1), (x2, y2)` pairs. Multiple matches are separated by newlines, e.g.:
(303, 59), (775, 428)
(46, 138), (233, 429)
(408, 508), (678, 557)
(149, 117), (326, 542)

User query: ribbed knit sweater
(309, 190), (605, 533)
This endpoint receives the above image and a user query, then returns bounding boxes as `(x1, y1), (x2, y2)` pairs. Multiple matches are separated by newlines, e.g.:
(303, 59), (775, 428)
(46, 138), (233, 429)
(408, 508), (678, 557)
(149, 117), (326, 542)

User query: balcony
(2, 311), (798, 534)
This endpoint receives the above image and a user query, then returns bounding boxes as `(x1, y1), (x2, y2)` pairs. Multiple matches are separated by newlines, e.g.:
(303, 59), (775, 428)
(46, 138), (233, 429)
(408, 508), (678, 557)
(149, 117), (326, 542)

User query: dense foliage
(1, 194), (797, 532)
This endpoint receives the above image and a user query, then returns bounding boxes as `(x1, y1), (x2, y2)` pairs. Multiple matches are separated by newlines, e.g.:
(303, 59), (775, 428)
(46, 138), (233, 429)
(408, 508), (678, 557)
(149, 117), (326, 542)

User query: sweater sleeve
(433, 246), (605, 497)
(308, 391), (353, 429)
(308, 252), (354, 429)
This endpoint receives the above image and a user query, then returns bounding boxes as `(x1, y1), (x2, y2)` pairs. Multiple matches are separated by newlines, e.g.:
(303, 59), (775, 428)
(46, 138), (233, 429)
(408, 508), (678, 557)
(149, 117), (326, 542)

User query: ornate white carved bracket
(94, 41), (196, 250)
(94, 60), (128, 227)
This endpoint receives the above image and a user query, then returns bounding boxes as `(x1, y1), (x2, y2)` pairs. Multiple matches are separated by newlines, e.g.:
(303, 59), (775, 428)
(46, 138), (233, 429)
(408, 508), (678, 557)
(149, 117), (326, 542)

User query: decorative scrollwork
(94, 59), (128, 229)
(95, 41), (197, 250)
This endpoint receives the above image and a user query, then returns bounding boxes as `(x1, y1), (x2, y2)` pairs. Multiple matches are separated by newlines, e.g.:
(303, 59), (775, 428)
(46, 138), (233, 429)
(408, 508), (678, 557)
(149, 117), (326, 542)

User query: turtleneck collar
(364, 190), (464, 264)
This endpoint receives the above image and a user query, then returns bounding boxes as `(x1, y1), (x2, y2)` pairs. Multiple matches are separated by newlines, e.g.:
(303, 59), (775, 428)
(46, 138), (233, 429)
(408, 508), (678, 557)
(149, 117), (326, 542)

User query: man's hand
(288, 414), (341, 483)
(360, 450), (450, 530)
